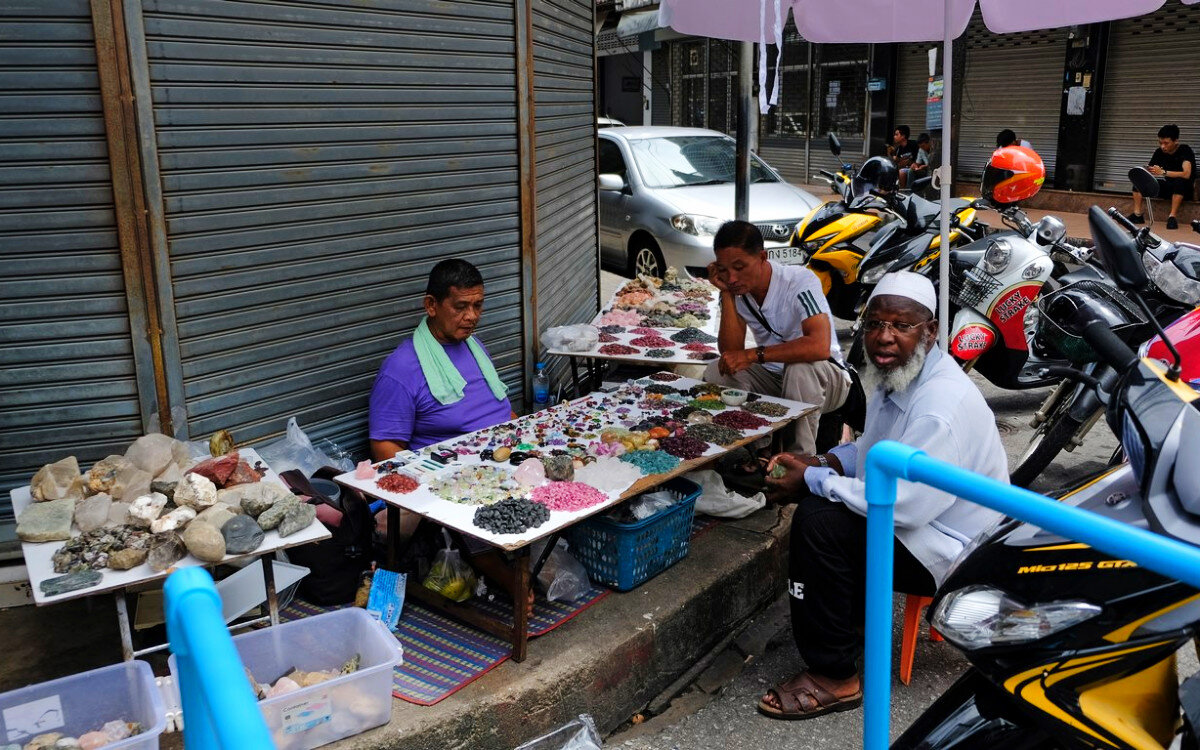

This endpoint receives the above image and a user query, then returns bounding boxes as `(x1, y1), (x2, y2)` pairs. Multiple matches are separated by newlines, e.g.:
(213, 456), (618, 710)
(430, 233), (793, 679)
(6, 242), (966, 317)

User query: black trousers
(789, 493), (936, 679)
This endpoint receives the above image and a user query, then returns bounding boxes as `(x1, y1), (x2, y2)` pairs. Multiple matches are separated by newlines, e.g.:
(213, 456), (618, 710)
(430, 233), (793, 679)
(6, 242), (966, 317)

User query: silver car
(598, 126), (821, 277)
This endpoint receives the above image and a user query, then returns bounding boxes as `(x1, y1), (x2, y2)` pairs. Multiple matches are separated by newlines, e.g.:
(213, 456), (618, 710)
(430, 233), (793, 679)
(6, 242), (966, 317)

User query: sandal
(757, 671), (863, 721)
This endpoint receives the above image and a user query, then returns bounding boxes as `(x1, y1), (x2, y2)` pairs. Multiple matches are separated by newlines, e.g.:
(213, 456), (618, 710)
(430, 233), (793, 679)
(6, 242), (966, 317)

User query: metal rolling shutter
(1093, 5), (1200, 191)
(652, 45), (671, 125)
(532, 0), (598, 389)
(0, 1), (145, 523)
(894, 44), (932, 139)
(136, 0), (524, 456)
(759, 139), (864, 186)
(957, 11), (1066, 180)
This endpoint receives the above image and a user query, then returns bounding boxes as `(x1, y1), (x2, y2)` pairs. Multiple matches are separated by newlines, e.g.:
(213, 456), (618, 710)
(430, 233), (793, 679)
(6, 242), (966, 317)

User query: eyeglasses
(863, 319), (929, 334)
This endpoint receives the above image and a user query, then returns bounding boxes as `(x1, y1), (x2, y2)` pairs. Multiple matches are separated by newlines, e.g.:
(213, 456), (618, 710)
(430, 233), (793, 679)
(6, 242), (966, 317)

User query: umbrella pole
(736, 41), (753, 221)
(937, 6), (953, 352)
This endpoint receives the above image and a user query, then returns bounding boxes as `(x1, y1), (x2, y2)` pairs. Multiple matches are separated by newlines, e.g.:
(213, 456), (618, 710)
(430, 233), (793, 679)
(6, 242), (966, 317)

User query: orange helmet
(981, 146), (1045, 205)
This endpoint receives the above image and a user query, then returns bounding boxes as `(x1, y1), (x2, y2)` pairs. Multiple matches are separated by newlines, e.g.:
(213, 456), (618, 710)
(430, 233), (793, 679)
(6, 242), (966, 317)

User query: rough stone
(541, 455), (575, 482)
(39, 571), (101, 597)
(107, 501), (131, 527)
(256, 497), (299, 531)
(124, 433), (179, 477)
(237, 482), (293, 518)
(196, 504), (237, 530)
(150, 506), (196, 534)
(182, 520), (226, 562)
(221, 515), (265, 554)
(277, 502), (316, 538)
(30, 456), (85, 502)
(110, 464), (152, 503)
(147, 533), (186, 573)
(107, 547), (148, 571)
(85, 455), (133, 494)
(74, 493), (112, 533)
(16, 499), (75, 542)
(174, 473), (217, 511)
(150, 479), (178, 502)
(154, 461), (186, 485)
(127, 492), (168, 527)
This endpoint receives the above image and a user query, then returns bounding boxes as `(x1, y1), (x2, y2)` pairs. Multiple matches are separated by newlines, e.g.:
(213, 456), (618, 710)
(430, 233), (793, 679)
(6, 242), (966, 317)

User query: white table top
(336, 376), (814, 551)
(12, 448), (331, 605)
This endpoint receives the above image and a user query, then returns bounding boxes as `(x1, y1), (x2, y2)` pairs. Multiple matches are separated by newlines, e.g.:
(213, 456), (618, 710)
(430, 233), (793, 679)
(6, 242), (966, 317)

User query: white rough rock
(150, 506), (197, 534)
(128, 492), (169, 527)
(174, 472), (218, 510)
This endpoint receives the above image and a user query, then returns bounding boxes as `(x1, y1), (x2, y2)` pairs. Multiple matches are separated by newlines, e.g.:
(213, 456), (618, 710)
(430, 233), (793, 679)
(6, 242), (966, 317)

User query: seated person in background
(369, 258), (511, 459)
(704, 221), (851, 454)
(900, 133), (933, 189)
(996, 128), (1032, 150)
(1128, 124), (1195, 231)
(885, 125), (919, 172)
(756, 271), (1007, 720)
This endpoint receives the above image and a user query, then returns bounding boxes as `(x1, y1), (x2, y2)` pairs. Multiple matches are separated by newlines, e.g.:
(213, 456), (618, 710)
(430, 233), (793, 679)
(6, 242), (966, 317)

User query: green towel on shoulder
(413, 317), (508, 405)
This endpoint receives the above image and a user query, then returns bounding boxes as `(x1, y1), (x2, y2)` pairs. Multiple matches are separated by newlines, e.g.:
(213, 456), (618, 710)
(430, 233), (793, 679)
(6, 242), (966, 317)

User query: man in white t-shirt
(704, 220), (851, 453)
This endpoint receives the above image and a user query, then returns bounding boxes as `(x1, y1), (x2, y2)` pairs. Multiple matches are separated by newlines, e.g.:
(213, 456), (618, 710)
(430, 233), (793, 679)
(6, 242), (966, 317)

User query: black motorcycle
(895, 206), (1200, 749)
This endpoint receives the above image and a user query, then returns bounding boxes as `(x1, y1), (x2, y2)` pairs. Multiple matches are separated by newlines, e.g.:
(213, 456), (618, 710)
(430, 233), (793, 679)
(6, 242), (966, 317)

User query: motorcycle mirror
(1089, 206), (1149, 291)
(828, 132), (842, 157)
(1128, 167), (1160, 199)
(970, 198), (991, 210)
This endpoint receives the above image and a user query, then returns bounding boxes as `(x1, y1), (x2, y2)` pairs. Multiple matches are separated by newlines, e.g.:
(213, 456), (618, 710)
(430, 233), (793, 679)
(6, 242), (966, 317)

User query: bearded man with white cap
(756, 270), (1008, 721)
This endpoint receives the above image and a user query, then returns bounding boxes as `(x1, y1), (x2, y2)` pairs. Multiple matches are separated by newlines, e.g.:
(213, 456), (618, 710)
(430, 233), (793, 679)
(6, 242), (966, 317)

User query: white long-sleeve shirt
(804, 346), (1007, 585)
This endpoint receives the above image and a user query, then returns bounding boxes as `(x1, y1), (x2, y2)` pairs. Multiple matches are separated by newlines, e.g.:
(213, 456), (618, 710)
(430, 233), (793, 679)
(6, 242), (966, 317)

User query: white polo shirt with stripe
(733, 261), (843, 374)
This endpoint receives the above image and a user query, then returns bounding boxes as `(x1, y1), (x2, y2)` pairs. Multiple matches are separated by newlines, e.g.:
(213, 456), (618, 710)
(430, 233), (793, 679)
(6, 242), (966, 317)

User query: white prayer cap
(866, 271), (937, 317)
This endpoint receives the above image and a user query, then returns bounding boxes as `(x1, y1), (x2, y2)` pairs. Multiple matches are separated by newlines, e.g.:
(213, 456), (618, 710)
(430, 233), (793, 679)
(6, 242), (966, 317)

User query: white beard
(860, 336), (930, 395)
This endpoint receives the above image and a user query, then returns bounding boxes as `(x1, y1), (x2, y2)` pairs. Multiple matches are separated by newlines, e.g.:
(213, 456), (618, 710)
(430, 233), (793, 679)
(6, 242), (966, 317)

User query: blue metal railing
(863, 440), (1200, 749)
(164, 567), (274, 749)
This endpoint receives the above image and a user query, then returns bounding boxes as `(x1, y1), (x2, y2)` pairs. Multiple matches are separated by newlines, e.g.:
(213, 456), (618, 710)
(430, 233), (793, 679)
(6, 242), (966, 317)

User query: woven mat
(277, 515), (723, 706)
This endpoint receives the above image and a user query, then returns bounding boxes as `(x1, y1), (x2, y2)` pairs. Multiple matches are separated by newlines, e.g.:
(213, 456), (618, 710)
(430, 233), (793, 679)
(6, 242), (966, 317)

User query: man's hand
(718, 348), (755, 376)
(1149, 165), (1166, 177)
(707, 261), (730, 293)
(764, 452), (818, 495)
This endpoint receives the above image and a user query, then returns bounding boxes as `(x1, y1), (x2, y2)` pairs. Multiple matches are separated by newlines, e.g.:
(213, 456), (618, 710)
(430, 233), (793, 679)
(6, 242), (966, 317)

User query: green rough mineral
(39, 570), (102, 597)
(17, 499), (75, 542)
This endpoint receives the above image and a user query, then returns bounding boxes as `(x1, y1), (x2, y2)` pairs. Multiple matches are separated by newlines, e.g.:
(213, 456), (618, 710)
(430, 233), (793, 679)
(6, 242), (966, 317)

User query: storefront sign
(926, 76), (944, 131)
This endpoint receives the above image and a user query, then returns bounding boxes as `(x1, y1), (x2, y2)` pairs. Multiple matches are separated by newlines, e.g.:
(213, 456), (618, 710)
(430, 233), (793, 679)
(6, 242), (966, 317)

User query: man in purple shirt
(369, 259), (513, 460)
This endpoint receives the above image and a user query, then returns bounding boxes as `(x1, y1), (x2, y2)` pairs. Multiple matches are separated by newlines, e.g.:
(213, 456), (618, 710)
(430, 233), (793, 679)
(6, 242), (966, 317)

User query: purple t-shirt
(368, 338), (512, 450)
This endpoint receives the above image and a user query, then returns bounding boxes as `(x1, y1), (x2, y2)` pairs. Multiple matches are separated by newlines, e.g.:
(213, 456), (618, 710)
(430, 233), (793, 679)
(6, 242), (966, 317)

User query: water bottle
(532, 362), (551, 412)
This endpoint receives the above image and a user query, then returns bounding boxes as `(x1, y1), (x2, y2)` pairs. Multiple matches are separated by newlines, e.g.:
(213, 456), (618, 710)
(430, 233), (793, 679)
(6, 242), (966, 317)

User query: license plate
(766, 245), (807, 264)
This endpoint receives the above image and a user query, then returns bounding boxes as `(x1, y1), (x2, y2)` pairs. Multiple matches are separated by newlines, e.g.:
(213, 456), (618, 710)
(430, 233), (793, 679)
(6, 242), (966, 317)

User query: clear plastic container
(0, 660), (164, 749)
(170, 607), (401, 750)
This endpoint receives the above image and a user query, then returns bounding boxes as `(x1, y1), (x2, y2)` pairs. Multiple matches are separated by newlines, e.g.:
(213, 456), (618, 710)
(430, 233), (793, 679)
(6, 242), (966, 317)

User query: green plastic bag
(422, 529), (476, 603)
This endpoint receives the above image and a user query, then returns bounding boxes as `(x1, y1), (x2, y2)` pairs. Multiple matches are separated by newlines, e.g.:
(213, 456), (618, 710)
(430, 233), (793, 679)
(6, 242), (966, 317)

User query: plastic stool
(900, 594), (942, 685)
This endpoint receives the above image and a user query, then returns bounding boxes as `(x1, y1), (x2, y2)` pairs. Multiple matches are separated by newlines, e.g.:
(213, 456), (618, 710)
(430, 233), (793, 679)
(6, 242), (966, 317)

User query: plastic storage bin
(170, 607), (401, 750)
(0, 661), (164, 749)
(566, 477), (700, 591)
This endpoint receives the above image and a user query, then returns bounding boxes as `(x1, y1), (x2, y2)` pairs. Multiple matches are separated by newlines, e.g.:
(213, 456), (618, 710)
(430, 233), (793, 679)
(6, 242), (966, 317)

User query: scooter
(1011, 208), (1200, 486)
(894, 206), (1200, 750)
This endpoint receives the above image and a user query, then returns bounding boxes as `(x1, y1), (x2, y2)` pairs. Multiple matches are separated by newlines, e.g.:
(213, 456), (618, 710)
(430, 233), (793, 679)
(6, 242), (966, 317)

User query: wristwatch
(816, 454), (829, 468)
(756, 345), (765, 364)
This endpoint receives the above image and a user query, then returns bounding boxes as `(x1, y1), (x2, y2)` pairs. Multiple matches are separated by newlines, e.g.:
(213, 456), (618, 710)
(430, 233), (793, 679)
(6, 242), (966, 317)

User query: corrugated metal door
(532, 0), (598, 390)
(894, 44), (932, 139)
(135, 0), (525, 456)
(652, 45), (671, 125)
(957, 12), (1066, 179)
(0, 1), (146, 523)
(1092, 4), (1200, 191)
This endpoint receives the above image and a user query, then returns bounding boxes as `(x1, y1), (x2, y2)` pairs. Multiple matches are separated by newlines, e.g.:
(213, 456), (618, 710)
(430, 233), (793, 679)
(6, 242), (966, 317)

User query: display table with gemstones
(590, 273), (720, 333)
(10, 441), (329, 660)
(333, 374), (816, 661)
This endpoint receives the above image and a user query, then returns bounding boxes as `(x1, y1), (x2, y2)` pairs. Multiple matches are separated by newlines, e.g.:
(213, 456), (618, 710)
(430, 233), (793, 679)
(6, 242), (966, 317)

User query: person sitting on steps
(1128, 124), (1195, 231)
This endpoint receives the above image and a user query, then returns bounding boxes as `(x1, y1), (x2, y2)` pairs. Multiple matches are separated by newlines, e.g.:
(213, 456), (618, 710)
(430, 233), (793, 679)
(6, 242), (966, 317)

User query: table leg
(531, 533), (560, 580)
(512, 547), (531, 663)
(263, 552), (280, 627)
(569, 356), (582, 399)
(115, 590), (134, 661)
(386, 505), (401, 570)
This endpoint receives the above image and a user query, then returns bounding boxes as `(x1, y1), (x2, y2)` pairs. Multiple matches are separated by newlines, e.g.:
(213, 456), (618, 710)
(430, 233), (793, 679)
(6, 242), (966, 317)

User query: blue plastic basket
(565, 477), (700, 592)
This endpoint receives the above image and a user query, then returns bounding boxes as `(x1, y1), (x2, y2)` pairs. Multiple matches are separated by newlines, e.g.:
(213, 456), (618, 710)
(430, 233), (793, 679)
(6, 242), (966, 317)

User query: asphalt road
(597, 290), (1145, 748)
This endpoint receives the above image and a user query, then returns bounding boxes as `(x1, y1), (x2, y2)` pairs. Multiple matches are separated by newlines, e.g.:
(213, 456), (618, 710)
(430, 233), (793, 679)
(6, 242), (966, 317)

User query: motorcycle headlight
(930, 585), (1101, 650)
(671, 214), (724, 237)
(860, 263), (889, 285)
(1147, 252), (1200, 306)
(982, 238), (1012, 275)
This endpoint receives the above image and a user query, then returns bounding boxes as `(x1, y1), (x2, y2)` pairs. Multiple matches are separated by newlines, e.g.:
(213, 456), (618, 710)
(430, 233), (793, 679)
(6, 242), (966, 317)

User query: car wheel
(629, 239), (667, 279)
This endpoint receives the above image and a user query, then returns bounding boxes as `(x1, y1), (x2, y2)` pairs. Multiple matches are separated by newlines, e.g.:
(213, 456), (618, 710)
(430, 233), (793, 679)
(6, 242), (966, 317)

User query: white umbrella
(659, 0), (1198, 349)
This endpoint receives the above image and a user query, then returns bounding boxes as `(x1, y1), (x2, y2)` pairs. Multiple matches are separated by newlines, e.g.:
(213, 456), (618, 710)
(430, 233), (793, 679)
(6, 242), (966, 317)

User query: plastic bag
(257, 417), (353, 478)
(532, 538), (590, 603)
(422, 529), (476, 603)
(686, 469), (765, 519)
(607, 488), (678, 523)
(514, 714), (602, 750)
(542, 324), (600, 353)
